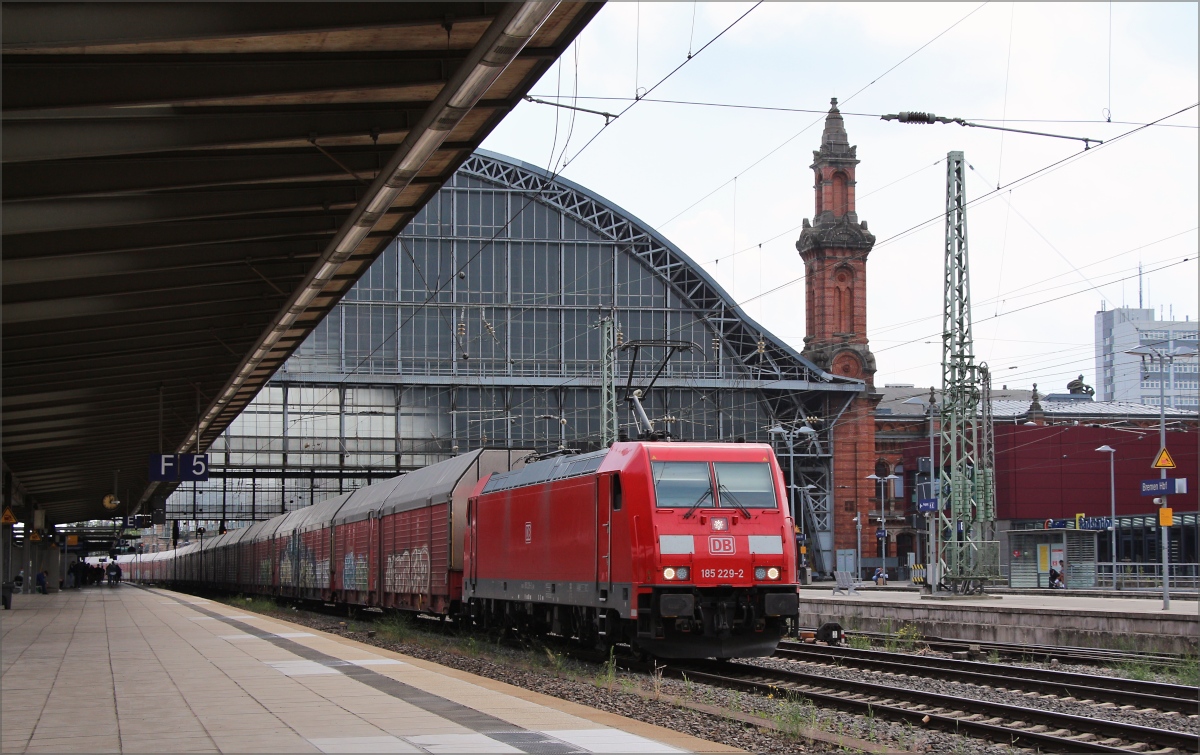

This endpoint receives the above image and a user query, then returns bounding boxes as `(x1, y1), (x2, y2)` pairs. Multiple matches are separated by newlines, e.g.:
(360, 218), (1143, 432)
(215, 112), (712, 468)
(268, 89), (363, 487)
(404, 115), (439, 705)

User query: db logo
(708, 536), (735, 555)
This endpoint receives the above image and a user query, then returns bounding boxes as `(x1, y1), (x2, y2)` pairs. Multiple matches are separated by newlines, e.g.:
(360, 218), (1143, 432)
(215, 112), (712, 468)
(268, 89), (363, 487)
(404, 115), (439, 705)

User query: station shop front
(1009, 512), (1198, 589)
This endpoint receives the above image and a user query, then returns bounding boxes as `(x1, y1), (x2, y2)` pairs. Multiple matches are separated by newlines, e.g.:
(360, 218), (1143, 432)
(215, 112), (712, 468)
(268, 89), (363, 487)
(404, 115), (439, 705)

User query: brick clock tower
(797, 99), (885, 572)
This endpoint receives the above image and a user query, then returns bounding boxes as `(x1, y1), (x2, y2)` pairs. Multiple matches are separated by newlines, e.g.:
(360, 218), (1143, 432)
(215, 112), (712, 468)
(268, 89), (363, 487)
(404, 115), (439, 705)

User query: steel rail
(777, 642), (1198, 713)
(659, 660), (1199, 754)
(836, 630), (1186, 668)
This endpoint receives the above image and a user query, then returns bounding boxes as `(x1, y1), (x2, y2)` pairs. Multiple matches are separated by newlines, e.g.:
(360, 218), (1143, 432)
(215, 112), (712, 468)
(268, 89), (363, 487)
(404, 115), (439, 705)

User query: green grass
(893, 623), (924, 652)
(1167, 657), (1199, 687)
(594, 646), (617, 691)
(847, 633), (873, 651)
(373, 613), (416, 643)
(770, 694), (819, 742)
(224, 594), (285, 616)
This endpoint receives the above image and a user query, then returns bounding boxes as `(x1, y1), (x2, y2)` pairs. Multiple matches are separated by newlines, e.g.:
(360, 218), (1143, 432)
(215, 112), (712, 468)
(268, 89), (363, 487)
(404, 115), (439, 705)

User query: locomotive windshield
(714, 463), (778, 508)
(651, 462), (713, 508)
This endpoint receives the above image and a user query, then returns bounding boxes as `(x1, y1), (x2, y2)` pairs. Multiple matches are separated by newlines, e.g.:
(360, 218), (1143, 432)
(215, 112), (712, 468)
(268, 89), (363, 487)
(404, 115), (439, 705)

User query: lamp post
(1126, 343), (1198, 609)
(197, 526), (206, 583)
(1095, 445), (1117, 589)
(854, 511), (863, 582)
(866, 473), (900, 575)
(769, 424), (818, 569)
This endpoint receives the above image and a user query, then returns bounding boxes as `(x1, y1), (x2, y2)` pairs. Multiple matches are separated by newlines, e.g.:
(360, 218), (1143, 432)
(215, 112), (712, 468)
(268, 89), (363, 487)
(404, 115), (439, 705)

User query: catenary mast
(936, 152), (999, 593)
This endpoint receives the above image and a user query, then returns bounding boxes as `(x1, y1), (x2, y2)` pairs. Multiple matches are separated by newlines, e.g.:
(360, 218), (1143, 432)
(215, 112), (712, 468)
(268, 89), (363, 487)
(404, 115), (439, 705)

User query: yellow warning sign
(1160, 507), (1174, 527)
(29, 531), (41, 542)
(1, 507), (15, 525)
(1153, 448), (1176, 469)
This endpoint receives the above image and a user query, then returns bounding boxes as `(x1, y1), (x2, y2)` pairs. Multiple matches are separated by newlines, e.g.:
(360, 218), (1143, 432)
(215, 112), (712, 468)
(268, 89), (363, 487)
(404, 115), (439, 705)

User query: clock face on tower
(831, 351), (863, 379)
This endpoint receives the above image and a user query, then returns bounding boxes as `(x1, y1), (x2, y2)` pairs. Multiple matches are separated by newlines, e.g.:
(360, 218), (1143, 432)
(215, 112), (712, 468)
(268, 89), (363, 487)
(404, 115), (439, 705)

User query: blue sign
(918, 498), (939, 512)
(1141, 478), (1187, 496)
(180, 454), (209, 481)
(1077, 516), (1112, 531)
(149, 454), (176, 481)
(148, 454), (209, 482)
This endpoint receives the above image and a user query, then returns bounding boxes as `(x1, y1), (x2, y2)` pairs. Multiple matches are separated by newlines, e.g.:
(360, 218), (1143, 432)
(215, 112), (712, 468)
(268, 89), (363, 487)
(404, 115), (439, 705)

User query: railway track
(776, 641), (1200, 715)
(840, 631), (1188, 669)
(650, 658), (1199, 754)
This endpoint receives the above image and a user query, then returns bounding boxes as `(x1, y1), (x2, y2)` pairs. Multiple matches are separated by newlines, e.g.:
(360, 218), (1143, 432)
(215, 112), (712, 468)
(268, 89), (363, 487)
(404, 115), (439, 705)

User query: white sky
(481, 2), (1199, 394)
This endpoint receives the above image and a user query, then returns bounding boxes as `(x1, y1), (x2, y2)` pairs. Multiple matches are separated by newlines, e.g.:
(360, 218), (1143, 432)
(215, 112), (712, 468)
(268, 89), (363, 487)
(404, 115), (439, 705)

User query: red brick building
(796, 102), (1198, 574)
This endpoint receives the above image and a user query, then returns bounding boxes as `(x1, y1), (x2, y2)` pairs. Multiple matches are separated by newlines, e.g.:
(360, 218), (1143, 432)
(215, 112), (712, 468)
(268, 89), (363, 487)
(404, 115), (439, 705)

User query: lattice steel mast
(600, 315), (619, 446)
(936, 151), (999, 593)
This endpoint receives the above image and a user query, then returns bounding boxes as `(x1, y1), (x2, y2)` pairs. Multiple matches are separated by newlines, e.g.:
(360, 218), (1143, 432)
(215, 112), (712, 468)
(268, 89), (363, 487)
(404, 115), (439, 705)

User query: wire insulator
(757, 337), (766, 355)
(898, 111), (937, 124)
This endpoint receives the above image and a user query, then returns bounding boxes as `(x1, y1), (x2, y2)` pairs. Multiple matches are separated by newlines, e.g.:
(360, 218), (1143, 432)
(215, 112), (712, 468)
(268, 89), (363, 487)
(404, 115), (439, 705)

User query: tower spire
(797, 97), (875, 382)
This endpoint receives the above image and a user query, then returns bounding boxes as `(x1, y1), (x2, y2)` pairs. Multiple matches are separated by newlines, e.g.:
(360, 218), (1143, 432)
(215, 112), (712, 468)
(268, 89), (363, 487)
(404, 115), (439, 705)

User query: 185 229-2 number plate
(700, 568), (745, 579)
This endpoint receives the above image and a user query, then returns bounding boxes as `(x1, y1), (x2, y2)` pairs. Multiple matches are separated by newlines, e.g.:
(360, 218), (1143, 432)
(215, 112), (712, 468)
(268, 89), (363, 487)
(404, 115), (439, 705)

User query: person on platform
(873, 566), (888, 586)
(1048, 563), (1065, 589)
(35, 569), (47, 595)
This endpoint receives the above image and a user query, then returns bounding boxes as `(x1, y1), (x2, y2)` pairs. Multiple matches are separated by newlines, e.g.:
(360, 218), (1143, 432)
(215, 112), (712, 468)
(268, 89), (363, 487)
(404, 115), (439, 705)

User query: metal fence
(1096, 562), (1200, 590)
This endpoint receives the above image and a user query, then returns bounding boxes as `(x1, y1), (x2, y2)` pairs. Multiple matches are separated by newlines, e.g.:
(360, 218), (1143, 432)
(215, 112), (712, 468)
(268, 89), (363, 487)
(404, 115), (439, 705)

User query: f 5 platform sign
(149, 454), (209, 481)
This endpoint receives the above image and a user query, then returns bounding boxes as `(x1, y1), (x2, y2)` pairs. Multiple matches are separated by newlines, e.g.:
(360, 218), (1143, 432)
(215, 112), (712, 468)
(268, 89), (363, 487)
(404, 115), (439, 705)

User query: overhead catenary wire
(869, 226), (1198, 338)
(736, 102), (1199, 308)
(655, 1), (989, 230)
(701, 157), (945, 267)
(997, 2), (1017, 188)
(523, 94), (1199, 128)
(557, 2), (764, 169)
(872, 256), (1194, 357)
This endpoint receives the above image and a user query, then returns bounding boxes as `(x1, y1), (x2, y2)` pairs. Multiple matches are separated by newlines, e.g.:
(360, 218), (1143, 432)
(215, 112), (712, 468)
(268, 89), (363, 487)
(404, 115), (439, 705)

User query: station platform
(799, 584), (1199, 654)
(1, 586), (736, 754)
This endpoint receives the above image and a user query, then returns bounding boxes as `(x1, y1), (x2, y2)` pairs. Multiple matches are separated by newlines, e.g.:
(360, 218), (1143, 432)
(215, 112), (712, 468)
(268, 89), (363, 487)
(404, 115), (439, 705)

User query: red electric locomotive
(124, 442), (799, 660)
(465, 441), (800, 658)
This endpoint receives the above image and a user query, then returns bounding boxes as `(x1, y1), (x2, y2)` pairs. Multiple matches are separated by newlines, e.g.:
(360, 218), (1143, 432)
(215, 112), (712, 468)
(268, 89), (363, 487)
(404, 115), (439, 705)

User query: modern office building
(1095, 306), (1199, 408)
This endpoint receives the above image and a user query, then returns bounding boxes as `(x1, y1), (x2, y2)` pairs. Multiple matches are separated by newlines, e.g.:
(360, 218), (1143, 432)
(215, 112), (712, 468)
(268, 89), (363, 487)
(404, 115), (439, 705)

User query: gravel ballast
(224, 601), (1187, 754)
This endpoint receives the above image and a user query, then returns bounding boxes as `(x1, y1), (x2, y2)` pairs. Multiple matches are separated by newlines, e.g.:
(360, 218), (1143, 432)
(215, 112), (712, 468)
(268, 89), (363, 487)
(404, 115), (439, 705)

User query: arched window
(813, 170), (824, 215)
(833, 265), (854, 334)
(832, 172), (848, 217)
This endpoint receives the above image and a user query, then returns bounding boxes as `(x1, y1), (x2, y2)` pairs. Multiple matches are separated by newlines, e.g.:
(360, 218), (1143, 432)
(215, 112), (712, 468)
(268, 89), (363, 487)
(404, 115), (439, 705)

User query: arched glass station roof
(163, 151), (864, 573)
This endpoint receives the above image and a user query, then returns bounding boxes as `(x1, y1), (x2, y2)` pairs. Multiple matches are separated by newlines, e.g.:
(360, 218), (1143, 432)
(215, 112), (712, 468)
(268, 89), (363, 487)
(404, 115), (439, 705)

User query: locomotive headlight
(676, 567), (689, 580)
(663, 567), (677, 580)
(754, 567), (767, 580)
(710, 517), (729, 532)
(767, 567), (780, 580)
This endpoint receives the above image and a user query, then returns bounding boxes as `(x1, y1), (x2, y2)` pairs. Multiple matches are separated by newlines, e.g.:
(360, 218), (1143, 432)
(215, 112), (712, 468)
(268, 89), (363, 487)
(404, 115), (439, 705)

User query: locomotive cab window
(652, 462), (713, 508)
(713, 463), (778, 508)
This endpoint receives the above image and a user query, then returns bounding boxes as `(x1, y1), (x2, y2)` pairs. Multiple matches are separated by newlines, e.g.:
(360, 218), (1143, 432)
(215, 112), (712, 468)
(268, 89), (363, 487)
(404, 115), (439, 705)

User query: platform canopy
(2, 2), (601, 525)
